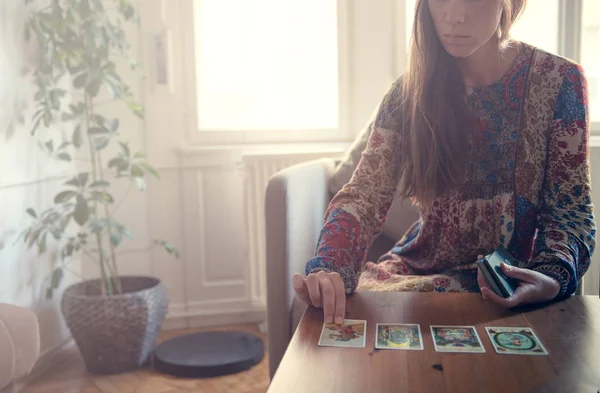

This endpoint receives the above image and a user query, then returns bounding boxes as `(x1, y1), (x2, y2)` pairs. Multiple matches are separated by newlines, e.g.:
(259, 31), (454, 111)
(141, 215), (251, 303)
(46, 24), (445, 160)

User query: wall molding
(163, 304), (266, 331)
(0, 175), (69, 190)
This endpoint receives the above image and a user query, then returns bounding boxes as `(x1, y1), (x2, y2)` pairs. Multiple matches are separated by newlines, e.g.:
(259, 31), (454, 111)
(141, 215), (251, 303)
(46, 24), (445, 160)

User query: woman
(293, 0), (596, 325)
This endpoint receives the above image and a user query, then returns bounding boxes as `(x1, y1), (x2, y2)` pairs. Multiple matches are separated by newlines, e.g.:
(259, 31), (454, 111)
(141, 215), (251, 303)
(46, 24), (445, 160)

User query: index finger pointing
(330, 273), (346, 325)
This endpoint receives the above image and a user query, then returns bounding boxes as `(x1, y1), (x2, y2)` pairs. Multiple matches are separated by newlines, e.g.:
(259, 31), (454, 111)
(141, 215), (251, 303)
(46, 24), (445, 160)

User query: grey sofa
(264, 157), (419, 379)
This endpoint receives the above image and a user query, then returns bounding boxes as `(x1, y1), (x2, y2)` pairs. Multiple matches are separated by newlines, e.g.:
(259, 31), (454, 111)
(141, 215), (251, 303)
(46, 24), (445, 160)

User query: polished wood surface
(268, 293), (600, 393)
(20, 324), (269, 393)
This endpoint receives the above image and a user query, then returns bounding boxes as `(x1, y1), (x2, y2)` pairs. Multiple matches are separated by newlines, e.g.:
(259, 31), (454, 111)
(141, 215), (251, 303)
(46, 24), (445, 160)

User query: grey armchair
(264, 157), (419, 379)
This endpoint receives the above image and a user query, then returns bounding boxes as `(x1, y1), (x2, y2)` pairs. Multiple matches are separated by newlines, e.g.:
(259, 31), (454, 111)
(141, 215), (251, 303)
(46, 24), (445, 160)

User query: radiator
(241, 149), (344, 307)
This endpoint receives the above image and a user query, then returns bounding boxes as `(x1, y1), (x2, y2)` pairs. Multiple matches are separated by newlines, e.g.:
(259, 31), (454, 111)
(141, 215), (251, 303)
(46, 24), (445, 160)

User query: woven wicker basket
(61, 276), (168, 374)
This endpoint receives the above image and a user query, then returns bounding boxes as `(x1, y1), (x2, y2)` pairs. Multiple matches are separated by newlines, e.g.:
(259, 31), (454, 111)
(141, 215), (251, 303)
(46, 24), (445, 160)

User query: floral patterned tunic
(306, 43), (596, 297)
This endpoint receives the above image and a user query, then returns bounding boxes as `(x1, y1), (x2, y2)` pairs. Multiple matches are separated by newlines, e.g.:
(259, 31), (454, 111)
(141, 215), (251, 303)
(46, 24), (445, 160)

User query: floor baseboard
(163, 308), (266, 331)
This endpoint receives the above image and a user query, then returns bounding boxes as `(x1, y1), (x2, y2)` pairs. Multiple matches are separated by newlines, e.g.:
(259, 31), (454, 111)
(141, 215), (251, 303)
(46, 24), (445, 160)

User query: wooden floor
(19, 324), (269, 393)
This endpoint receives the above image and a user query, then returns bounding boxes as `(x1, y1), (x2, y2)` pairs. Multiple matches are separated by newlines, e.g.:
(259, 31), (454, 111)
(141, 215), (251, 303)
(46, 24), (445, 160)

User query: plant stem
(85, 94), (113, 296)
(97, 149), (122, 293)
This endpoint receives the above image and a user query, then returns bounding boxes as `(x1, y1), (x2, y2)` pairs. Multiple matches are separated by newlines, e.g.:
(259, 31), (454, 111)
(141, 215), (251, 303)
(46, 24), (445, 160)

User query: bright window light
(194, 0), (339, 131)
(581, 0), (600, 123)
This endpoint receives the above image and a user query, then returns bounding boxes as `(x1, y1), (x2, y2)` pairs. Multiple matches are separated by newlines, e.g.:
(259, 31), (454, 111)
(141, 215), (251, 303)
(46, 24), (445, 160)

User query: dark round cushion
(153, 331), (264, 378)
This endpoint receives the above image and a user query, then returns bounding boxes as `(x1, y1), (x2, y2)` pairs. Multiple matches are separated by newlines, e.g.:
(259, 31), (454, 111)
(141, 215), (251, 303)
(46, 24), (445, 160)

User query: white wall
(0, 0), (79, 358)
(130, 0), (407, 329)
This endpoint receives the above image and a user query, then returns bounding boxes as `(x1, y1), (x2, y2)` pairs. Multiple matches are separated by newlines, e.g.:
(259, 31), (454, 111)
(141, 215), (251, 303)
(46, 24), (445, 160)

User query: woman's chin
(443, 44), (477, 58)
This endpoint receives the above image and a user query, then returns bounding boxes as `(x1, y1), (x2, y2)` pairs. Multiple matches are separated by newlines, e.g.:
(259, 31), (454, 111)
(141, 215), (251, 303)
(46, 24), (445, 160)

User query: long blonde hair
(397, 0), (526, 205)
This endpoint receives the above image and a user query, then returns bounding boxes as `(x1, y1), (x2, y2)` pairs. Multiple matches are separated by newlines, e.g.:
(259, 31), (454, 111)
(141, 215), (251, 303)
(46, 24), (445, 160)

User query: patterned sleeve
(531, 63), (596, 297)
(305, 80), (404, 294)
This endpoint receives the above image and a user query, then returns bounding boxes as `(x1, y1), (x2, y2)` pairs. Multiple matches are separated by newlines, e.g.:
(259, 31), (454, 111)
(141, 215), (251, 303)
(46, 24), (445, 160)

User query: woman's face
(427, 0), (505, 58)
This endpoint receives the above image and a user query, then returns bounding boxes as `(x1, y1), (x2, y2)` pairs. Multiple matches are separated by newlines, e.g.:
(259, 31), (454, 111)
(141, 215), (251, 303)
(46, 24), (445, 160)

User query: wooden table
(268, 292), (600, 393)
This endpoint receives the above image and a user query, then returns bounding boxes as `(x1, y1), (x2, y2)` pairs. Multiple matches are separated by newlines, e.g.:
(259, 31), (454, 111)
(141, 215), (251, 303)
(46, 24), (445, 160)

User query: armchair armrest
(0, 304), (40, 391)
(265, 158), (337, 379)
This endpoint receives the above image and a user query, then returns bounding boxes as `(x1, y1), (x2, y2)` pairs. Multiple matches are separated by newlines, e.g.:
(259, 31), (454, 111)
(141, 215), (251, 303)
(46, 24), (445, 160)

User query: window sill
(589, 134), (600, 148)
(176, 141), (352, 157)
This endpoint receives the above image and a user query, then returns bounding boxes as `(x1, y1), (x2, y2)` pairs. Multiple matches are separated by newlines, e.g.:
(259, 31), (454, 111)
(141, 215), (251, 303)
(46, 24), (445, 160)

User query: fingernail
(326, 315), (333, 324)
(502, 263), (511, 271)
(335, 316), (343, 325)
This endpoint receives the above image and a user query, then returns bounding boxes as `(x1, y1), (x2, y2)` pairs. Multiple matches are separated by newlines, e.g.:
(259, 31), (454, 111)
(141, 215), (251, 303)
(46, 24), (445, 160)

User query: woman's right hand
(292, 271), (346, 325)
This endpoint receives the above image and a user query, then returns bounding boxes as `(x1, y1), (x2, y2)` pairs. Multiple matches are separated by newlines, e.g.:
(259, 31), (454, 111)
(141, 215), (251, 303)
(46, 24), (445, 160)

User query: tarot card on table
(375, 324), (424, 350)
(318, 319), (367, 348)
(430, 325), (485, 353)
(485, 327), (548, 355)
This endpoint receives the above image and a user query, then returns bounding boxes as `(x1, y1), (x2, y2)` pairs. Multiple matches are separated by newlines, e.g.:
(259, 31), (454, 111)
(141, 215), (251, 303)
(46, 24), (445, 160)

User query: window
(194, 0), (339, 132)
(581, 0), (600, 123)
(510, 0), (560, 54)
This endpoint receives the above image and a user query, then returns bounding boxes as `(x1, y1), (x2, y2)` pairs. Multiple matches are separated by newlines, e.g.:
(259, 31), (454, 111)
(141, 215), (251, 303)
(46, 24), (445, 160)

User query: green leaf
(93, 137), (109, 150)
(26, 208), (37, 219)
(31, 116), (43, 135)
(73, 195), (89, 226)
(88, 127), (108, 135)
(91, 191), (114, 204)
(109, 157), (129, 172)
(72, 124), (83, 147)
(51, 268), (64, 289)
(105, 79), (121, 98)
(27, 227), (42, 248)
(59, 215), (71, 231)
(90, 181), (110, 188)
(134, 177), (146, 190)
(165, 244), (180, 258)
(131, 165), (143, 177)
(77, 173), (89, 188)
(64, 243), (74, 258)
(86, 80), (102, 97)
(54, 191), (77, 204)
(90, 221), (104, 234)
(140, 163), (160, 179)
(110, 230), (122, 247)
(57, 153), (71, 162)
(128, 100), (144, 118)
(106, 118), (119, 132)
(45, 140), (54, 152)
(51, 229), (61, 240)
(119, 142), (130, 157)
(38, 232), (47, 254)
(122, 226), (133, 239)
(46, 288), (54, 300)
(73, 73), (88, 88)
(43, 112), (51, 127)
(154, 240), (181, 258)
(66, 177), (80, 187)
(93, 114), (106, 127)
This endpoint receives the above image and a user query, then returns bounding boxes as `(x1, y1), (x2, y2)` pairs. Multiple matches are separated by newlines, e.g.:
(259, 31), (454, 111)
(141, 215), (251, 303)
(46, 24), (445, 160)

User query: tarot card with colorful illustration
(485, 327), (548, 355)
(430, 325), (485, 353)
(375, 324), (424, 350)
(318, 319), (367, 348)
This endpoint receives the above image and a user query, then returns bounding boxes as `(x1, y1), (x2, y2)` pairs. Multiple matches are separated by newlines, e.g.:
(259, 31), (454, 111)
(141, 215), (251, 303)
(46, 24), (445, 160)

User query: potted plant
(20, 0), (178, 374)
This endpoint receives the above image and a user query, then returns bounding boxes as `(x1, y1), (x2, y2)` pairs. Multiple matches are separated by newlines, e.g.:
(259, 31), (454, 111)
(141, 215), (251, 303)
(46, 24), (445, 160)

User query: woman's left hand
(477, 259), (561, 308)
